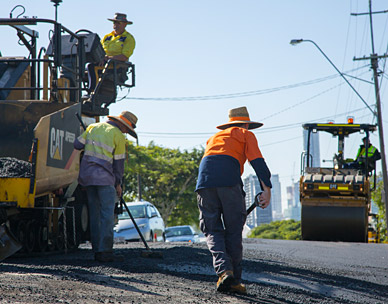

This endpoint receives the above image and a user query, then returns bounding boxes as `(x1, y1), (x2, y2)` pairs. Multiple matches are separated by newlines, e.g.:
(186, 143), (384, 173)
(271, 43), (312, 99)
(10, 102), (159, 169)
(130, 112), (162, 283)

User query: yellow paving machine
(0, 7), (135, 260)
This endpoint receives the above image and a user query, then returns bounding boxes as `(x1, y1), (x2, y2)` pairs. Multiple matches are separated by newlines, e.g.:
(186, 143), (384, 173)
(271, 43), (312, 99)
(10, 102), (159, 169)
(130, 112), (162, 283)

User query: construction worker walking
(195, 106), (272, 294)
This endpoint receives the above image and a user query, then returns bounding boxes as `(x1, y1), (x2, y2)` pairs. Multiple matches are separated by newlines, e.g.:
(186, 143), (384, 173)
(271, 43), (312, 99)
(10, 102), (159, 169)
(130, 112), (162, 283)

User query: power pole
(353, 0), (388, 235)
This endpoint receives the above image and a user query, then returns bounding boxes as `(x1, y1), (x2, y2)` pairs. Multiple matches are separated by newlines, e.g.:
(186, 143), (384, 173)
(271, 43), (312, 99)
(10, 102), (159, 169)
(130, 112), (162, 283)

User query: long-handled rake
(119, 197), (163, 258)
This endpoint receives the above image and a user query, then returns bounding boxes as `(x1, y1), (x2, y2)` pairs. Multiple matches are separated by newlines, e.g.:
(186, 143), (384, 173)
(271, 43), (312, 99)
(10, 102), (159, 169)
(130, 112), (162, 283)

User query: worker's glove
(254, 192), (264, 208)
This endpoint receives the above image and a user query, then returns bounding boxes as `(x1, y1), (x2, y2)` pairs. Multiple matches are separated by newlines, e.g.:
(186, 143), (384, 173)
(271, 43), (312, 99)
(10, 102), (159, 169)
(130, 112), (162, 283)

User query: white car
(114, 201), (165, 242)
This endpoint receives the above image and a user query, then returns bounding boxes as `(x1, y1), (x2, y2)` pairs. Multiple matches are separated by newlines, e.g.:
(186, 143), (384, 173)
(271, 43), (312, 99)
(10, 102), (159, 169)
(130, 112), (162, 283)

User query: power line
(137, 105), (375, 138)
(122, 66), (369, 102)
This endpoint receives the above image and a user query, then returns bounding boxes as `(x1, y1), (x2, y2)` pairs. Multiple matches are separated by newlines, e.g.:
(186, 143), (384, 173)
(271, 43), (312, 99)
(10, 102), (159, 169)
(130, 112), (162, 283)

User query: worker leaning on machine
(86, 12), (136, 95)
(195, 106), (272, 295)
(344, 136), (381, 173)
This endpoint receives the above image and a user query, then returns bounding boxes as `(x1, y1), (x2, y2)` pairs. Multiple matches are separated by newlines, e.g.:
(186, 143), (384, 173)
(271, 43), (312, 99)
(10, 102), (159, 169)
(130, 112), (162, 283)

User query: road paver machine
(0, 7), (135, 260)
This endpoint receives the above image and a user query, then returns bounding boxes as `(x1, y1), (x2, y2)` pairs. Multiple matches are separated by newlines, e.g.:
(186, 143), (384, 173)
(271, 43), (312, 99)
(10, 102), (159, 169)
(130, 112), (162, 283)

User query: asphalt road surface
(0, 238), (387, 303)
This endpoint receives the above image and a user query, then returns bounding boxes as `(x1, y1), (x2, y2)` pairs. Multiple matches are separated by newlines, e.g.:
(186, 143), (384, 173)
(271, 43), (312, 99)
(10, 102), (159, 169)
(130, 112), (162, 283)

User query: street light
(290, 39), (375, 115)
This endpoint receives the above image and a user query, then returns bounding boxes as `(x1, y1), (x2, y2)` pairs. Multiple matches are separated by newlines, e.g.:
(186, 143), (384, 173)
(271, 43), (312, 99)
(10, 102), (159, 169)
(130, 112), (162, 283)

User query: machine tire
(35, 224), (48, 253)
(72, 186), (90, 244)
(24, 220), (35, 254)
(16, 221), (26, 253)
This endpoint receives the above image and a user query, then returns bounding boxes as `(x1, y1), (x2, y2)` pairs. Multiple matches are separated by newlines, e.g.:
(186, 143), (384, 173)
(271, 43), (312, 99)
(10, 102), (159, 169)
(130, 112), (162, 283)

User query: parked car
(114, 201), (165, 242)
(165, 225), (200, 243)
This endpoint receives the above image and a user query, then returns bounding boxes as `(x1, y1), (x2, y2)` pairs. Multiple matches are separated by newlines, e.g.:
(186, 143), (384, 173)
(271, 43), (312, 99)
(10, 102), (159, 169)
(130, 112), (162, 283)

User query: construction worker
(86, 12), (135, 95)
(344, 137), (381, 174)
(74, 110), (137, 262)
(195, 106), (272, 294)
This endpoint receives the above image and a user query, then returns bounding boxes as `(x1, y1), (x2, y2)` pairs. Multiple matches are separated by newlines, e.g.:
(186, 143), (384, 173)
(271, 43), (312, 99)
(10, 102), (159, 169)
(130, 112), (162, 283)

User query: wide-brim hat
(108, 13), (133, 24)
(216, 106), (263, 130)
(108, 110), (138, 138)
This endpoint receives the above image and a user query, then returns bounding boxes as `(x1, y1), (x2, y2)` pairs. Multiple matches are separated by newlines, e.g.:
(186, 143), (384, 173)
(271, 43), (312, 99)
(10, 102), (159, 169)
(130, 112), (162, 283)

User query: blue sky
(1, 0), (387, 208)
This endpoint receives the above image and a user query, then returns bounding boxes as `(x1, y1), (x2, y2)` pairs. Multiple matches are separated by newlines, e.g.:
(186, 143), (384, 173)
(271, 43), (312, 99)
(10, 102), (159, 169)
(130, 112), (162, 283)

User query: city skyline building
(271, 174), (283, 221)
(243, 175), (273, 227)
(284, 181), (301, 221)
(303, 129), (320, 168)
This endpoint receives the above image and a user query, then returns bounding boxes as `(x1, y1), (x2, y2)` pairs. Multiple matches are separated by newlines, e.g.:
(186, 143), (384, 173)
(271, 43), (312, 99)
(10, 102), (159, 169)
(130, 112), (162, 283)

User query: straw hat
(216, 106), (263, 130)
(108, 111), (138, 138)
(108, 13), (133, 25)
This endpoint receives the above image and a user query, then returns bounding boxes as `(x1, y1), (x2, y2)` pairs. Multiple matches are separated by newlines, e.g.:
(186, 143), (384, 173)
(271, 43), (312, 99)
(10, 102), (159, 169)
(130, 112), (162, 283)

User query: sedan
(165, 225), (200, 243)
(114, 201), (165, 242)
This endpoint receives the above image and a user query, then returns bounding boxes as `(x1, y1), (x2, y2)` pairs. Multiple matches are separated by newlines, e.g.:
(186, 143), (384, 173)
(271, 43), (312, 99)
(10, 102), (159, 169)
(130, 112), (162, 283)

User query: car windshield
(165, 227), (193, 237)
(118, 205), (146, 220)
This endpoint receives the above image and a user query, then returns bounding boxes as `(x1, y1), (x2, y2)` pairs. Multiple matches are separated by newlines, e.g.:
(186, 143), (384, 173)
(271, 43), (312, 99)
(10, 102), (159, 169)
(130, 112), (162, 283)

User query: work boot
(216, 270), (234, 292)
(230, 282), (247, 295)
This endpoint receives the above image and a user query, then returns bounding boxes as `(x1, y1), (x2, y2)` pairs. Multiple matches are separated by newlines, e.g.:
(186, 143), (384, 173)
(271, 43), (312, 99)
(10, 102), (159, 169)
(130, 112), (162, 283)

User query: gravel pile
(0, 157), (32, 178)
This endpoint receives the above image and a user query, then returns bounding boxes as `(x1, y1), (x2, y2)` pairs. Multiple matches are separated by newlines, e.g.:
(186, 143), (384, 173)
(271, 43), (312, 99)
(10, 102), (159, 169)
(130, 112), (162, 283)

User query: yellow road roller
(300, 122), (378, 242)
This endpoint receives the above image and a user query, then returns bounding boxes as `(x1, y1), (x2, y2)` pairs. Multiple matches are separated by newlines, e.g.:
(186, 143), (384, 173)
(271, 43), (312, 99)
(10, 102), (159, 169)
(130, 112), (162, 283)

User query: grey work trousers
(196, 184), (247, 282)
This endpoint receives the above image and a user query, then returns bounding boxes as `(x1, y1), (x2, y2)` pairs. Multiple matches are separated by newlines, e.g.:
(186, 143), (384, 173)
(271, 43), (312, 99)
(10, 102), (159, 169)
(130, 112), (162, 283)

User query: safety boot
(216, 270), (234, 292)
(230, 282), (247, 295)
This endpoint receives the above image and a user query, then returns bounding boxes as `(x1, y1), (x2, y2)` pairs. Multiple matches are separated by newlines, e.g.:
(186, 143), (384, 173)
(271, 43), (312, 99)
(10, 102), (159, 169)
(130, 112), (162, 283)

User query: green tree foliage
(371, 174), (387, 242)
(122, 141), (204, 227)
(248, 220), (301, 240)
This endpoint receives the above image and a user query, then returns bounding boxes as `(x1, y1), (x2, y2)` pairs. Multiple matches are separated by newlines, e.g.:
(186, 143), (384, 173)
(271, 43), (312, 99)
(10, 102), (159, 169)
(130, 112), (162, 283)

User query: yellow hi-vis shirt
(101, 30), (135, 59)
(74, 121), (126, 186)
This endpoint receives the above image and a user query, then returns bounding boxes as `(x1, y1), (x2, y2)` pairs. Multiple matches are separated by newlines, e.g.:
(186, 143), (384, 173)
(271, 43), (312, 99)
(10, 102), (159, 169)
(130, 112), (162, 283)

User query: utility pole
(353, 0), (388, 235)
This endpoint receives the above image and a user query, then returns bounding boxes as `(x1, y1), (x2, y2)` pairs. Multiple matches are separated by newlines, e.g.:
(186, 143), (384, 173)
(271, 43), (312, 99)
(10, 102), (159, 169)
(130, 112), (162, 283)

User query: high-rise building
(284, 181), (301, 220)
(243, 175), (272, 227)
(303, 129), (320, 167)
(271, 174), (283, 220)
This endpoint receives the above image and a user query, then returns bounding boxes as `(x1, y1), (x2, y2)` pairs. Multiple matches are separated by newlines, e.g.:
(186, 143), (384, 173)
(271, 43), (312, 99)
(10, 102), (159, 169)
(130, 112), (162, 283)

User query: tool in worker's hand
(119, 197), (163, 258)
(247, 192), (263, 215)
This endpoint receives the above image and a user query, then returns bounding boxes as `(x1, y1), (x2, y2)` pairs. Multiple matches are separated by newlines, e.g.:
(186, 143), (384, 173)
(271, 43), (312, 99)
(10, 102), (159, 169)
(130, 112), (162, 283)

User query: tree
(122, 141), (204, 227)
(248, 220), (301, 240)
(371, 174), (387, 242)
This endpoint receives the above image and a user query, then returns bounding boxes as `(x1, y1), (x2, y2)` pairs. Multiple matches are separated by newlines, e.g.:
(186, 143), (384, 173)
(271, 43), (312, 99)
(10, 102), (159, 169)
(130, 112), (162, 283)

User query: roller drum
(301, 205), (368, 242)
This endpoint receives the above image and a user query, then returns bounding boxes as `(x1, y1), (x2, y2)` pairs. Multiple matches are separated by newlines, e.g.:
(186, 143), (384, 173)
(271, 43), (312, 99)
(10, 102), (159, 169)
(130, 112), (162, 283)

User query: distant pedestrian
(195, 106), (272, 294)
(74, 110), (137, 262)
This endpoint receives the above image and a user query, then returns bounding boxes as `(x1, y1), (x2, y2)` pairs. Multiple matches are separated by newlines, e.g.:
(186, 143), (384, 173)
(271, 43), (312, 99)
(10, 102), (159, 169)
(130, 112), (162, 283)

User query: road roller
(0, 5), (135, 260)
(300, 122), (377, 242)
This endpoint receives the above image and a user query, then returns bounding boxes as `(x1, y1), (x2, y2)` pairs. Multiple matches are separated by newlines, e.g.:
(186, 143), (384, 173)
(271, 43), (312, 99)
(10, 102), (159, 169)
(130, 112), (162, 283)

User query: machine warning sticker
(47, 104), (81, 169)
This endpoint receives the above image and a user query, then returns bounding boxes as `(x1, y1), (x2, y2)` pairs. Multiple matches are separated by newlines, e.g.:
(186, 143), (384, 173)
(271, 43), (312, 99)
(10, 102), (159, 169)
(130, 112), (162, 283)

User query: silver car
(114, 201), (165, 242)
(165, 225), (200, 243)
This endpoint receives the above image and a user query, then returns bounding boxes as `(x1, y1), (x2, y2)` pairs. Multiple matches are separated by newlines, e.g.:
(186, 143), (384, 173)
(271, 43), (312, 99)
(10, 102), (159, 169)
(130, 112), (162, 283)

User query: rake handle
(120, 198), (151, 250)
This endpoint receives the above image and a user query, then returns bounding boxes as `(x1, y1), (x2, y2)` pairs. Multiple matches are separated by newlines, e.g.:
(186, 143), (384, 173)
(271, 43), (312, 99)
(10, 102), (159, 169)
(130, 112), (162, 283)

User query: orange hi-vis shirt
(195, 127), (271, 191)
